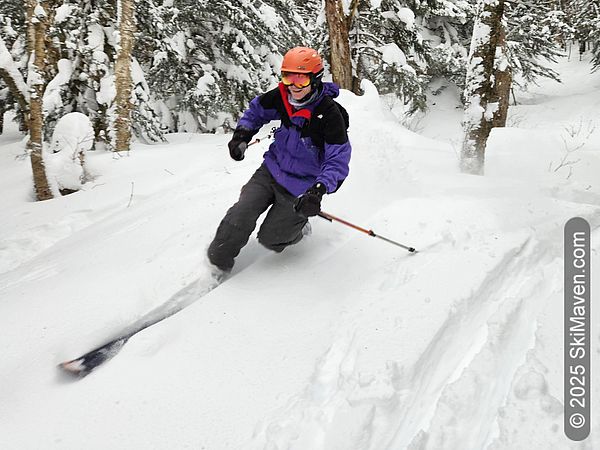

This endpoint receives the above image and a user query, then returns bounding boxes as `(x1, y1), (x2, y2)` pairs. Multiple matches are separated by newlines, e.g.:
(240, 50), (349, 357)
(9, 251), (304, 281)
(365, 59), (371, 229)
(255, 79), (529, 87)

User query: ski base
(58, 273), (223, 378)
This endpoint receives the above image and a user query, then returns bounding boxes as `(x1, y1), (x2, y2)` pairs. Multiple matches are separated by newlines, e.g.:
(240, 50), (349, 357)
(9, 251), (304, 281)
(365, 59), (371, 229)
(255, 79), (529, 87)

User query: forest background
(0, 0), (599, 200)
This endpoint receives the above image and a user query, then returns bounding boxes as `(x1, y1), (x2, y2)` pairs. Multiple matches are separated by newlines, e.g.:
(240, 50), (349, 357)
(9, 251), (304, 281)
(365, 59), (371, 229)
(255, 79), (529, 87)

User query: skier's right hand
(228, 139), (247, 161)
(228, 127), (254, 161)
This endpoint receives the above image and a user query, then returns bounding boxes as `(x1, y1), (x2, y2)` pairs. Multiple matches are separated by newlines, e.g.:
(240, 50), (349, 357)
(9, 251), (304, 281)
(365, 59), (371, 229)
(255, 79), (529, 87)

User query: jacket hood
(321, 82), (340, 98)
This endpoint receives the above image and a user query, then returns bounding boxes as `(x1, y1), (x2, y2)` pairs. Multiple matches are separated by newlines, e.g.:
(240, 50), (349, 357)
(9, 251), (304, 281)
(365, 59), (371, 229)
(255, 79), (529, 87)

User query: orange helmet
(281, 47), (323, 74)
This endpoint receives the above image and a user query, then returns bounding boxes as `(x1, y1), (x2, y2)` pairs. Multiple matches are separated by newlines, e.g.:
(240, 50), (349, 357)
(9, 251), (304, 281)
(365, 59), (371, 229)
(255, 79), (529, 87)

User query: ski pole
(248, 127), (277, 147)
(318, 211), (416, 253)
(236, 127), (276, 159)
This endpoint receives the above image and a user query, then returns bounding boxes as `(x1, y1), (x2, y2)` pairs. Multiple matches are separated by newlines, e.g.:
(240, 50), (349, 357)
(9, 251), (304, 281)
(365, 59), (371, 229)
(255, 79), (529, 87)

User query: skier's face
(288, 83), (312, 100)
(282, 72), (312, 100)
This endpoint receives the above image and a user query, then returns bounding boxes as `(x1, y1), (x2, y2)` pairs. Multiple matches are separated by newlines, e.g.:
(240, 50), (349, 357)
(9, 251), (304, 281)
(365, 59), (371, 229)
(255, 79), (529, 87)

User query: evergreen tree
(134, 0), (180, 133)
(345, 0), (473, 114)
(349, 0), (431, 113)
(29, 0), (164, 147)
(504, 0), (573, 86)
(139, 0), (309, 133)
(570, 0), (600, 68)
(589, 7), (600, 70)
(571, 0), (596, 46)
(420, 0), (475, 89)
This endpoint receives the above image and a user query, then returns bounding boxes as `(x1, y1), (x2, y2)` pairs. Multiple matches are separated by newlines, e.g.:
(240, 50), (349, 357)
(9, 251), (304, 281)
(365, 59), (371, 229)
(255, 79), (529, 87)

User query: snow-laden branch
(0, 34), (29, 108)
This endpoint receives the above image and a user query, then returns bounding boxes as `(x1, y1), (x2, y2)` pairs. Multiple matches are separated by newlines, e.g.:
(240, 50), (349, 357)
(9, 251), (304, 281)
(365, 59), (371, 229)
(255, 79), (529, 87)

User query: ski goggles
(281, 72), (312, 88)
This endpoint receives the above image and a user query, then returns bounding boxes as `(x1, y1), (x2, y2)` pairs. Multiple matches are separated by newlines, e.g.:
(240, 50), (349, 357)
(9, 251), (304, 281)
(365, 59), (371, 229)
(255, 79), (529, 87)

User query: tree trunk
(324, 0), (353, 90)
(27, 0), (53, 201)
(491, 23), (512, 128)
(114, 0), (135, 152)
(460, 0), (506, 175)
(26, 1), (36, 58)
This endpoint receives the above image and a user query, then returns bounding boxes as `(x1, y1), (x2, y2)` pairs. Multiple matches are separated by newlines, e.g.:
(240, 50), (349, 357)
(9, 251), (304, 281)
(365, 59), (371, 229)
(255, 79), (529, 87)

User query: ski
(59, 274), (223, 378)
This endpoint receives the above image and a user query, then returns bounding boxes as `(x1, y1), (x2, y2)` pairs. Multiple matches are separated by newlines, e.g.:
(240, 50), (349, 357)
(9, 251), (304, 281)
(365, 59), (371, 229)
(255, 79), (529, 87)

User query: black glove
(228, 140), (247, 161)
(228, 128), (254, 161)
(294, 182), (327, 217)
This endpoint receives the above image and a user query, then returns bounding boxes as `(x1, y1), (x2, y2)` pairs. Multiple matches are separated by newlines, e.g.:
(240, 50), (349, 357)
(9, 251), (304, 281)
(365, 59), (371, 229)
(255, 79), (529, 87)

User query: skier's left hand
(294, 182), (326, 217)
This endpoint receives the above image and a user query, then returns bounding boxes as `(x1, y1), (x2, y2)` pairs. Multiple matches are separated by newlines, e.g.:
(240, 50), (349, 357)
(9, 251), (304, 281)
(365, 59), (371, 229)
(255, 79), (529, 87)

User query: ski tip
(58, 359), (89, 378)
(58, 338), (128, 379)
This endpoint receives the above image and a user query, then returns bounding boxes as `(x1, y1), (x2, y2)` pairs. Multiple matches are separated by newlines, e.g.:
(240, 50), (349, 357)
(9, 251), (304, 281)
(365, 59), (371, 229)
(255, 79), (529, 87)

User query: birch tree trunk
(114, 0), (135, 152)
(27, 0), (53, 201)
(324, 0), (354, 90)
(460, 0), (506, 175)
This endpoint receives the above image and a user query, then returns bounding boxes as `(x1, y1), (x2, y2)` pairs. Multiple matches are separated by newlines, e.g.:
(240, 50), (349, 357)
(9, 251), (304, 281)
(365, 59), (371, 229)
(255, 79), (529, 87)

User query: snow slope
(0, 55), (599, 449)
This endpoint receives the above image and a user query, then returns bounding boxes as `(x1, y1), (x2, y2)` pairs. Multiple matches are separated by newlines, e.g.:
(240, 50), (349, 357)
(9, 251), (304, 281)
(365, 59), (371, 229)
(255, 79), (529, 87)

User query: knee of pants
(257, 227), (302, 253)
(257, 236), (287, 253)
(257, 230), (280, 252)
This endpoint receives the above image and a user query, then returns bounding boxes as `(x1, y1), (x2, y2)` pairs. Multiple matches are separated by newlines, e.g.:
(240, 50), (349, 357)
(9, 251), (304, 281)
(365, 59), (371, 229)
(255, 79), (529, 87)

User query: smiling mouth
(289, 86), (308, 93)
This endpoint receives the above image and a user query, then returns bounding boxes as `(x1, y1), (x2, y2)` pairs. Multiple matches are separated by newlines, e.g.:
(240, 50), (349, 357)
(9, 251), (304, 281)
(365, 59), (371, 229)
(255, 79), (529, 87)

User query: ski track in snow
(252, 235), (513, 448)
(250, 188), (600, 450)
(393, 239), (559, 450)
(252, 207), (600, 450)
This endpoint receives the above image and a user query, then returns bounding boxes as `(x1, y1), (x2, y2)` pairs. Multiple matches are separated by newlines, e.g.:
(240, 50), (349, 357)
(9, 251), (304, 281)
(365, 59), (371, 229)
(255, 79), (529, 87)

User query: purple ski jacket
(237, 82), (351, 197)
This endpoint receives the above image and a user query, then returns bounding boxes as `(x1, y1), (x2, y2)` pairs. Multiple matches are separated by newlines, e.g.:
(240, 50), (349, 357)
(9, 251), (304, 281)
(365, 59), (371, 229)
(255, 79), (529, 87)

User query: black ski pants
(207, 164), (308, 271)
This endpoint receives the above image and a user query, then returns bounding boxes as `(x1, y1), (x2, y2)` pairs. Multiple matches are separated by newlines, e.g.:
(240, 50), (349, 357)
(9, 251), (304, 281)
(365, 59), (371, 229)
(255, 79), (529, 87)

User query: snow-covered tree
(504, 0), (573, 86)
(0, 33), (29, 130)
(461, 0), (506, 175)
(419, 0), (475, 89)
(347, 1), (432, 113)
(0, 4), (29, 132)
(46, 112), (94, 195)
(138, 0), (308, 133)
(570, 0), (600, 68)
(571, 0), (597, 47)
(590, 11), (600, 70)
(316, 0), (474, 114)
(491, 20), (510, 128)
(36, 0), (164, 148)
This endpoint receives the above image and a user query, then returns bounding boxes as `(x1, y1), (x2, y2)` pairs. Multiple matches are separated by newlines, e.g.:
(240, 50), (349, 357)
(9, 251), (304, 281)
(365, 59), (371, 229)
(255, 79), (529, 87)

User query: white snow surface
(54, 4), (73, 23)
(33, 4), (46, 18)
(46, 112), (95, 193)
(44, 59), (73, 115)
(380, 43), (408, 67)
(0, 56), (599, 449)
(396, 7), (415, 29)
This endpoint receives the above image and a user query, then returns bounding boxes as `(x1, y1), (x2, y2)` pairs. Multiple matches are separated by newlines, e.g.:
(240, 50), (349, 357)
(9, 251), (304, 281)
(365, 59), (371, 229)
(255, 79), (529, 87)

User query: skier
(207, 47), (352, 273)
